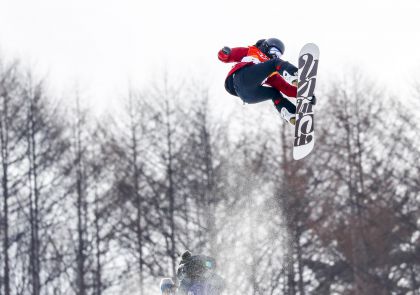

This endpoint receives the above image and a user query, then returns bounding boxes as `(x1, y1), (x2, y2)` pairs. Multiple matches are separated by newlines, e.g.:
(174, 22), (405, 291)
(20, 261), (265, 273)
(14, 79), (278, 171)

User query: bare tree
(108, 89), (160, 294)
(177, 84), (229, 257)
(149, 74), (188, 277)
(0, 60), (27, 295)
(305, 71), (420, 294)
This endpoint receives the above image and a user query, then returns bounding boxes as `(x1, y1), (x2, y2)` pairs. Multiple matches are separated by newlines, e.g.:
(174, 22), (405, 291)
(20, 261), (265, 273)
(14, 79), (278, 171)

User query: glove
(218, 46), (231, 62)
(222, 46), (231, 55)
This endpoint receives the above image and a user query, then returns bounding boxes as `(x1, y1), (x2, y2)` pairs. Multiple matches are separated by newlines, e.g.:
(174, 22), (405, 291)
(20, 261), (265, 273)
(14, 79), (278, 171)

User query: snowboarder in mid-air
(218, 38), (315, 125)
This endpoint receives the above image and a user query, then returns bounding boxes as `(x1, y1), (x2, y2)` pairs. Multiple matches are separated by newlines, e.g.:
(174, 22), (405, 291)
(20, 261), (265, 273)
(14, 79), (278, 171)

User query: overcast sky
(1, 0), (420, 112)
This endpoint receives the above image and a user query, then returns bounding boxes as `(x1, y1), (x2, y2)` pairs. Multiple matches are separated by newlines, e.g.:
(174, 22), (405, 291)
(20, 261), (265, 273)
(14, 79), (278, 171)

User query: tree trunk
(1, 92), (11, 295)
(343, 98), (367, 295)
(27, 91), (41, 295)
(128, 95), (145, 295)
(280, 124), (297, 295)
(296, 231), (305, 295)
(75, 98), (87, 295)
(164, 99), (177, 276)
(94, 191), (102, 295)
(202, 108), (217, 257)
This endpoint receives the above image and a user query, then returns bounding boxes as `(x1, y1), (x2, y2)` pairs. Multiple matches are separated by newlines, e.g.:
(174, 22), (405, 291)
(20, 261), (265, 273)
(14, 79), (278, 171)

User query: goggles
(204, 260), (213, 269)
(268, 47), (282, 58)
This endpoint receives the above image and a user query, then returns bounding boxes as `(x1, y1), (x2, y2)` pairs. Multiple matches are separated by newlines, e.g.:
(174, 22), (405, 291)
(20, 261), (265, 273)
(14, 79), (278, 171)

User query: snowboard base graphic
(293, 43), (319, 160)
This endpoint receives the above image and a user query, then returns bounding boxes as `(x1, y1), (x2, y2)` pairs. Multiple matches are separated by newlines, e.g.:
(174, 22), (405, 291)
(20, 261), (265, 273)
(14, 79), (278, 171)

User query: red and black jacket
(218, 46), (297, 98)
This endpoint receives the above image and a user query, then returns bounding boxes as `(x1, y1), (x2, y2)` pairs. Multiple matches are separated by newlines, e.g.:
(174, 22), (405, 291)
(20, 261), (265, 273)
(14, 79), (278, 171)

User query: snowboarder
(218, 38), (315, 125)
(176, 250), (225, 295)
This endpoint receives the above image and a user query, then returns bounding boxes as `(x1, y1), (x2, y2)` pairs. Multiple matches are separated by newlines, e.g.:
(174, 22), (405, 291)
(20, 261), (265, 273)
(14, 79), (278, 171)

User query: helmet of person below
(259, 38), (285, 58)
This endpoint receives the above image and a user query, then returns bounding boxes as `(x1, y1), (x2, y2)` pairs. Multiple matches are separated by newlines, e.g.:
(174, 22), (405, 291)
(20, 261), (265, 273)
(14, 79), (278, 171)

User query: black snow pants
(231, 59), (296, 114)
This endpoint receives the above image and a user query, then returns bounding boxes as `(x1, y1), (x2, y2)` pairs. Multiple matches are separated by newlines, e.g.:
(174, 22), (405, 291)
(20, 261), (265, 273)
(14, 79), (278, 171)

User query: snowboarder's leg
(248, 89), (296, 126)
(237, 85), (281, 104)
(232, 59), (296, 125)
(273, 96), (296, 125)
(233, 80), (296, 125)
(232, 59), (283, 103)
(238, 58), (282, 87)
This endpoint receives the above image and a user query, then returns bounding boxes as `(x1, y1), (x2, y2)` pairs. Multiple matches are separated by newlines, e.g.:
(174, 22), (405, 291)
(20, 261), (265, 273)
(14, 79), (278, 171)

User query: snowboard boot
(277, 61), (298, 85)
(273, 97), (296, 126)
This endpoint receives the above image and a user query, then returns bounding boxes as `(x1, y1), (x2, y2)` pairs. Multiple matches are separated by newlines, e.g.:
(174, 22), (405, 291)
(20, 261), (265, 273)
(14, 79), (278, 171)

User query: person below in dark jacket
(176, 250), (225, 295)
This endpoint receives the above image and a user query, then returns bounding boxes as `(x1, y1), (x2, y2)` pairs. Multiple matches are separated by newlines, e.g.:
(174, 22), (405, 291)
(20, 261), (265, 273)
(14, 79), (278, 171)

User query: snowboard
(293, 43), (319, 160)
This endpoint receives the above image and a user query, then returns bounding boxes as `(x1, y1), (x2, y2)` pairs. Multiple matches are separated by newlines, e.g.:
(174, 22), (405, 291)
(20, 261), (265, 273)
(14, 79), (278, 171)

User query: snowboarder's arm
(266, 73), (297, 98)
(218, 47), (248, 63)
